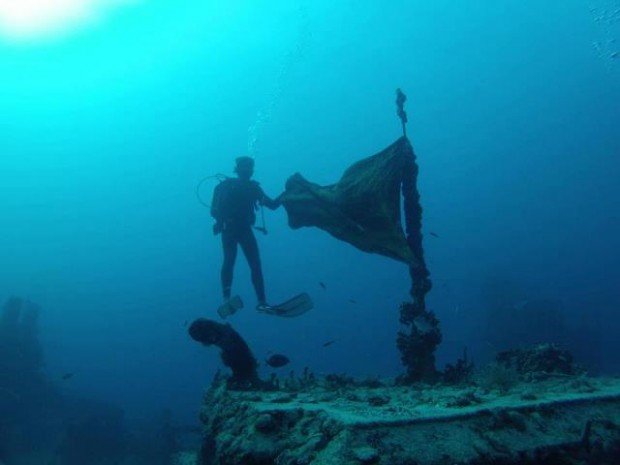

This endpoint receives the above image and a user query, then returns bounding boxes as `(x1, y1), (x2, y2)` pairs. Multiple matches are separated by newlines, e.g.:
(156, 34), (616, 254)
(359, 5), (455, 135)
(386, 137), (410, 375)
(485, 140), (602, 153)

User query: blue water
(1, 0), (619, 426)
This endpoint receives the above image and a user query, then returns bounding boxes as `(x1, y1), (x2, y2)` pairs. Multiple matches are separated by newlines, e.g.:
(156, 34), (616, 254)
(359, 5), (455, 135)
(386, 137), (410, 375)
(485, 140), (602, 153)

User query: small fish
(61, 373), (75, 381)
(183, 320), (189, 327)
(0, 387), (20, 401)
(265, 354), (290, 368)
(319, 282), (327, 290)
(348, 299), (357, 304)
(513, 300), (529, 311)
(429, 232), (439, 238)
(322, 340), (336, 347)
(174, 425), (202, 435)
(485, 340), (498, 352)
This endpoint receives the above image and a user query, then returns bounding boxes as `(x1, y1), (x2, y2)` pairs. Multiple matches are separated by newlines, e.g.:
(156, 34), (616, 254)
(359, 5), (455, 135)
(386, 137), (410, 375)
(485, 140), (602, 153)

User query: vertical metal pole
(396, 88), (408, 138)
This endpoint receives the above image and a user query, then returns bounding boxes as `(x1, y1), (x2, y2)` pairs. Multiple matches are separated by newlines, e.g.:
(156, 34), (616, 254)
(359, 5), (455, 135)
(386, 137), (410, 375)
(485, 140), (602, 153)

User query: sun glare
(0, 0), (135, 41)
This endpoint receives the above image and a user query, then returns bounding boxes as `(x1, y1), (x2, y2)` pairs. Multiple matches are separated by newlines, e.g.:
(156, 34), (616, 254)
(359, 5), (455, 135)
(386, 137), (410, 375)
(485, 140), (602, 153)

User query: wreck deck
(194, 375), (620, 465)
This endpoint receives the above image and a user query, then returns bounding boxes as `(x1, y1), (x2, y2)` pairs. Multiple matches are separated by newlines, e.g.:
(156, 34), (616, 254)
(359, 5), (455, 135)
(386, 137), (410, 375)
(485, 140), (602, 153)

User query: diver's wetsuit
(211, 178), (279, 304)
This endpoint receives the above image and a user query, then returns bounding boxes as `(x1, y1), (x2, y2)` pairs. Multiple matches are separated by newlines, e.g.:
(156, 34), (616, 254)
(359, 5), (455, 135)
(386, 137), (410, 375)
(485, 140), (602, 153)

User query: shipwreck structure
(194, 371), (620, 465)
(187, 92), (620, 465)
(187, 343), (620, 465)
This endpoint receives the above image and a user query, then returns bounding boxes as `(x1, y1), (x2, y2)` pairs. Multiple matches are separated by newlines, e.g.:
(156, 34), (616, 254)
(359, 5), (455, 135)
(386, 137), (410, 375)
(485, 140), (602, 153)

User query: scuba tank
(196, 175), (268, 235)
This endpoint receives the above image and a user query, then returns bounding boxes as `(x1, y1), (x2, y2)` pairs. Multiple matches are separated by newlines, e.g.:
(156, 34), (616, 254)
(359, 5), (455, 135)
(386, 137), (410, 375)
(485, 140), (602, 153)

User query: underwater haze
(1, 0), (619, 430)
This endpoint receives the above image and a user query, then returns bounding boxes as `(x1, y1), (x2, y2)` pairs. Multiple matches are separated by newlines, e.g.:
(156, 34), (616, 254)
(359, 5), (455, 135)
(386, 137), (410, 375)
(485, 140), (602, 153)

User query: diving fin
(258, 293), (314, 318)
(217, 295), (244, 319)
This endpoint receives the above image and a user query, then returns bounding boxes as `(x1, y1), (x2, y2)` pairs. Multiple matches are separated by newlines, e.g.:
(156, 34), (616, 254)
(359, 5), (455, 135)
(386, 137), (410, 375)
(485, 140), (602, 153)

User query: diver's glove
(213, 222), (223, 235)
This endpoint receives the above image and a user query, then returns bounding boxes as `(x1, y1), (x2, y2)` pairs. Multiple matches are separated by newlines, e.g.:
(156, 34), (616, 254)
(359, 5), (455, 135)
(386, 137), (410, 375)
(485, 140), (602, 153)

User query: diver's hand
(261, 193), (282, 210)
(213, 222), (223, 235)
(274, 193), (285, 208)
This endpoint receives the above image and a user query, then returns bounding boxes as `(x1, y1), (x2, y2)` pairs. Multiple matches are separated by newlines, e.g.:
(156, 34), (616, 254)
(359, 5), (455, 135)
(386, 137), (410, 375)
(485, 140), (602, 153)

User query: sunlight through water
(0, 0), (136, 41)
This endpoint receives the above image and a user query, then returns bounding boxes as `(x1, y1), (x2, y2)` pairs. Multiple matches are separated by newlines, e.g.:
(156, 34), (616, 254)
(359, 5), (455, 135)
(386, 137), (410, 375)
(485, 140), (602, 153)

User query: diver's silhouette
(210, 157), (280, 317)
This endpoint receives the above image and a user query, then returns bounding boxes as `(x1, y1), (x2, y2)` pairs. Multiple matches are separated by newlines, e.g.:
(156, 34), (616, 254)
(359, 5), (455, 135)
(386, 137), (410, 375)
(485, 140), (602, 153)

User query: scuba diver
(209, 157), (279, 318)
(210, 156), (313, 319)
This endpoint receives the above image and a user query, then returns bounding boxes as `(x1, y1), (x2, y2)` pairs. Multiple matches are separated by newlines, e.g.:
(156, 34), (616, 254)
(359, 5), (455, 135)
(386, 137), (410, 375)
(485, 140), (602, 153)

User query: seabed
(182, 373), (620, 465)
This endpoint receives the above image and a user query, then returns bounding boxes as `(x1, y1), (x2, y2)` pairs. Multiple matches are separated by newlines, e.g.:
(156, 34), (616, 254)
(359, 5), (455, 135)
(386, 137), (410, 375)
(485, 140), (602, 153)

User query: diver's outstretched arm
(260, 192), (282, 210)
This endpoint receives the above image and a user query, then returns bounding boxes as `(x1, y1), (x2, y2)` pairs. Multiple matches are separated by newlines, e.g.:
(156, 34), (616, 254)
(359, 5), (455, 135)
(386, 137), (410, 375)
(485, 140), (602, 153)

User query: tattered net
(280, 134), (435, 379)
(280, 136), (426, 272)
